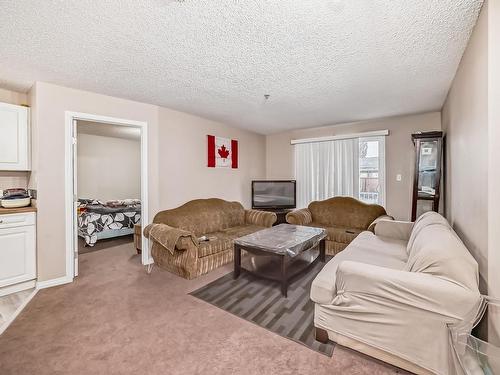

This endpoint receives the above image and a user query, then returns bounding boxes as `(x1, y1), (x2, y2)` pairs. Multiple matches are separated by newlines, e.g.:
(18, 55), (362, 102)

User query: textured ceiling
(0, 0), (483, 134)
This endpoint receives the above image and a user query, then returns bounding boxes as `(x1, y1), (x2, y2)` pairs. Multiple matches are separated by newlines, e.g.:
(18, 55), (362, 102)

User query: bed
(77, 199), (141, 247)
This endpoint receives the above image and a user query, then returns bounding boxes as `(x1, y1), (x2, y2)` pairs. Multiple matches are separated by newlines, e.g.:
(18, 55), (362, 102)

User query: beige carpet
(0, 242), (408, 375)
(78, 234), (135, 254)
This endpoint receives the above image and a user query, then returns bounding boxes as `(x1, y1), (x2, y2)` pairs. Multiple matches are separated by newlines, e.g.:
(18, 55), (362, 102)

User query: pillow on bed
(104, 199), (141, 207)
(78, 198), (105, 206)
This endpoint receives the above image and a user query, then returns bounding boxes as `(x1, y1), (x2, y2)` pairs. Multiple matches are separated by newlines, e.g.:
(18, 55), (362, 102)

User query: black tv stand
(257, 208), (294, 226)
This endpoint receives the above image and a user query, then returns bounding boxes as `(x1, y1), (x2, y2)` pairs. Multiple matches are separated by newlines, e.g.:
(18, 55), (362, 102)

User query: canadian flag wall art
(207, 135), (238, 169)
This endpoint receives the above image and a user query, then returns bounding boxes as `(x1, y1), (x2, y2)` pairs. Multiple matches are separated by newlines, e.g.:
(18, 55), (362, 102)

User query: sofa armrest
(176, 236), (197, 250)
(144, 223), (198, 254)
(245, 209), (277, 227)
(374, 220), (413, 241)
(286, 208), (313, 225)
(367, 214), (394, 232)
(334, 261), (480, 320)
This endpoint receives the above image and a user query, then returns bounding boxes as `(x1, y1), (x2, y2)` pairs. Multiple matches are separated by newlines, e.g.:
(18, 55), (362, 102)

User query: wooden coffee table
(233, 224), (327, 297)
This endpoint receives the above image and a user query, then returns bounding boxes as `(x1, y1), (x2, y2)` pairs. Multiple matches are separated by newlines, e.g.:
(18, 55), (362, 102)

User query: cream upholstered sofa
(312, 212), (481, 375)
(286, 196), (391, 255)
(144, 198), (276, 279)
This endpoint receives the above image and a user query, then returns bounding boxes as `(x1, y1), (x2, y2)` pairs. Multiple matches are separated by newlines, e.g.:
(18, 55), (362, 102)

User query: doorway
(64, 112), (150, 280)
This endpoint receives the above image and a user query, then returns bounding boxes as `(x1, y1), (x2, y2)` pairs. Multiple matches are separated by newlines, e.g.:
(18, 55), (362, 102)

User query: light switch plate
(396, 174), (402, 182)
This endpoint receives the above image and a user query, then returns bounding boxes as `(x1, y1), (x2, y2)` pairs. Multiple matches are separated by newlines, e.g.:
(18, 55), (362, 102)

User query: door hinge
(72, 137), (77, 145)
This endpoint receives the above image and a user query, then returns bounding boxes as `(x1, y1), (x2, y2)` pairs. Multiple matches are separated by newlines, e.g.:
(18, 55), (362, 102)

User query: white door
(0, 102), (29, 171)
(73, 120), (79, 277)
(0, 224), (36, 287)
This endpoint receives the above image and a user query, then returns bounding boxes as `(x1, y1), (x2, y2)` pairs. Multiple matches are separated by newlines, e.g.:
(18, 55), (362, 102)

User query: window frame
(293, 132), (387, 208)
(358, 135), (386, 207)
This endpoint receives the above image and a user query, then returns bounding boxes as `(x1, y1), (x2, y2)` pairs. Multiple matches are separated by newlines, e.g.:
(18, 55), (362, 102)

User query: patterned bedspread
(78, 199), (141, 246)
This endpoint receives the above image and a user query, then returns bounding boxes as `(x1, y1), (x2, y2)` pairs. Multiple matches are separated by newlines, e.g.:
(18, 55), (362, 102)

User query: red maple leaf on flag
(218, 145), (230, 159)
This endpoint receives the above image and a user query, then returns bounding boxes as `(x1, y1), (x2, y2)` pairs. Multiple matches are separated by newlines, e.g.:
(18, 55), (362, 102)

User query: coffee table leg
(233, 244), (241, 279)
(319, 239), (326, 262)
(281, 256), (288, 297)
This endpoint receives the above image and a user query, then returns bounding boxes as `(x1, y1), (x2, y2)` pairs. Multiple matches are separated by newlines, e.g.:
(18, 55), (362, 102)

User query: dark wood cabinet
(411, 131), (444, 221)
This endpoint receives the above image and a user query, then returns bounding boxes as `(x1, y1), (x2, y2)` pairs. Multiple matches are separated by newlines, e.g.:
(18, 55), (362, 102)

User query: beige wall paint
(0, 87), (27, 106)
(31, 82), (160, 281)
(30, 82), (265, 281)
(77, 133), (141, 201)
(0, 87), (30, 189)
(0, 171), (29, 191)
(488, 0), (500, 345)
(157, 107), (266, 209)
(442, 3), (488, 294)
(266, 112), (441, 220)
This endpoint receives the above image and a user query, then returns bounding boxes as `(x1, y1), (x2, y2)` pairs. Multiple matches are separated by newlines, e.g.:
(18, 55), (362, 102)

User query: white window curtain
(295, 138), (359, 208)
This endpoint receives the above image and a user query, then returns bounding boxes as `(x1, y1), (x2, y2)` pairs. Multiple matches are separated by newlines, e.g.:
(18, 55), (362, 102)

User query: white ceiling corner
(0, 0), (484, 134)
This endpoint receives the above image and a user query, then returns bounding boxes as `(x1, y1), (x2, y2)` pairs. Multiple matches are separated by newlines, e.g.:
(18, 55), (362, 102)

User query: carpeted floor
(78, 234), (135, 254)
(0, 242), (409, 375)
(191, 256), (335, 356)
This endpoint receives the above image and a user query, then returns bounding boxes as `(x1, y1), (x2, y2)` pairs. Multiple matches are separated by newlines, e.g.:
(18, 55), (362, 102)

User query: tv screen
(252, 180), (296, 209)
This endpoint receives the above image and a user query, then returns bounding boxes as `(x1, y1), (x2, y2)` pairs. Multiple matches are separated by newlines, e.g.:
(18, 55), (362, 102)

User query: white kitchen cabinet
(0, 212), (36, 292)
(0, 102), (30, 171)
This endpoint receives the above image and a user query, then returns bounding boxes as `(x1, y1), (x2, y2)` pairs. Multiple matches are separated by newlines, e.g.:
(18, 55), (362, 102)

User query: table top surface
(0, 206), (37, 215)
(234, 224), (326, 257)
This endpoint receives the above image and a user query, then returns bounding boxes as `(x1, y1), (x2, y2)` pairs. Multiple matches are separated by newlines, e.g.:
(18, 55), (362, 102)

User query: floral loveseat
(286, 196), (391, 255)
(144, 198), (276, 279)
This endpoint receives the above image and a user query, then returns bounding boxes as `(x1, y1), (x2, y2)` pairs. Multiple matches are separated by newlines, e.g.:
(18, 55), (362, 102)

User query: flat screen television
(252, 180), (296, 209)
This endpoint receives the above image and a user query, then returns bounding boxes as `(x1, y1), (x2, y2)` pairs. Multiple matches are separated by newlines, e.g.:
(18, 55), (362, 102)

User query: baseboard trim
(0, 280), (36, 297)
(0, 288), (38, 335)
(36, 275), (73, 290)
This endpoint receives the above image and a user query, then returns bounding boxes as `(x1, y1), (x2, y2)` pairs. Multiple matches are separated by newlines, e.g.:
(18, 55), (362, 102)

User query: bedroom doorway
(65, 112), (150, 279)
(75, 121), (141, 256)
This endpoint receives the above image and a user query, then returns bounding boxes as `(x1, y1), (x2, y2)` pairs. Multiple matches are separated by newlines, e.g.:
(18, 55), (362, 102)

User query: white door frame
(64, 111), (151, 281)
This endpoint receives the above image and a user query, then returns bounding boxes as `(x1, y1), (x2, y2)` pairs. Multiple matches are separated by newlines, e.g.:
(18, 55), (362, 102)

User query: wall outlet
(396, 174), (402, 182)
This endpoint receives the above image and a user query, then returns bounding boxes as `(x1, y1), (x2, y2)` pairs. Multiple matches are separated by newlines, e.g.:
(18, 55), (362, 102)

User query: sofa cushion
(404, 224), (479, 289)
(198, 237), (233, 258)
(307, 222), (362, 244)
(311, 231), (408, 304)
(197, 224), (264, 258)
(406, 211), (450, 255)
(153, 198), (245, 236)
(221, 224), (264, 240)
(308, 196), (387, 230)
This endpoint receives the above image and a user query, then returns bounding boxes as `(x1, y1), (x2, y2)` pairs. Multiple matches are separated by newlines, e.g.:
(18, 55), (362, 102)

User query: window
(358, 136), (385, 206)
(294, 134), (385, 208)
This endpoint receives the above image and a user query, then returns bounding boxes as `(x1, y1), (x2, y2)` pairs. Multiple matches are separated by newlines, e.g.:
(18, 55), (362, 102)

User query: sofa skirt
(319, 327), (433, 375)
(152, 243), (233, 279)
(325, 240), (348, 256)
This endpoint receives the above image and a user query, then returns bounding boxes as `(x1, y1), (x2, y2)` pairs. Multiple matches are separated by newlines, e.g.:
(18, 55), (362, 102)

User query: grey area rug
(190, 258), (335, 356)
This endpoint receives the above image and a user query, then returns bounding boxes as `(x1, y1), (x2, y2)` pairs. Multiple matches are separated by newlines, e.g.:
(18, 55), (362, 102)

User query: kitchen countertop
(0, 206), (37, 215)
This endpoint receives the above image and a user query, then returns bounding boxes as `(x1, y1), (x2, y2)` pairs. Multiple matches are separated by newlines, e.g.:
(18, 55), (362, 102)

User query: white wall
(158, 107), (266, 209)
(441, 2), (488, 294)
(28, 81), (266, 282)
(266, 112), (442, 220)
(77, 133), (141, 201)
(30, 82), (160, 281)
(488, 0), (500, 345)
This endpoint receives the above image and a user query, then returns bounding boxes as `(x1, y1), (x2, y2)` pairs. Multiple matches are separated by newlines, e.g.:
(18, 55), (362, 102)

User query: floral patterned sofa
(286, 196), (392, 255)
(144, 198), (276, 279)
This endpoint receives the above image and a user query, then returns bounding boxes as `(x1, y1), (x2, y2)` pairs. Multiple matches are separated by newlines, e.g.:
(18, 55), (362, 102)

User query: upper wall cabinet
(0, 102), (30, 171)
